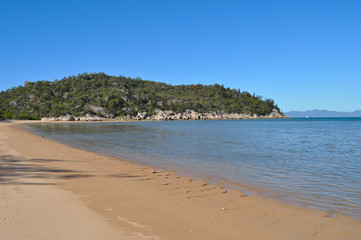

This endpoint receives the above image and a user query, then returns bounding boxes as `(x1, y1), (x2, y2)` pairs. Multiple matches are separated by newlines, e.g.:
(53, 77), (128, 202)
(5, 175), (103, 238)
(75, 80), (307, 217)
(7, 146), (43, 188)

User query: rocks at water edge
(41, 108), (289, 122)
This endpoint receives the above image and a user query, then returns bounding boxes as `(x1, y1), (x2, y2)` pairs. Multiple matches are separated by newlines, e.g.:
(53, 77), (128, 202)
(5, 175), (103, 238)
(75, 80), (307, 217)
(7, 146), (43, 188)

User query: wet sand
(1, 120), (360, 239)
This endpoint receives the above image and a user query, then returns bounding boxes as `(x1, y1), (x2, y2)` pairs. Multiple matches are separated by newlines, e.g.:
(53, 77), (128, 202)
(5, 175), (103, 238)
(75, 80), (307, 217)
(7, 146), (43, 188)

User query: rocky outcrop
(147, 109), (288, 121)
(41, 113), (104, 122)
(41, 109), (288, 122)
(267, 108), (286, 119)
(84, 104), (109, 117)
(77, 114), (104, 121)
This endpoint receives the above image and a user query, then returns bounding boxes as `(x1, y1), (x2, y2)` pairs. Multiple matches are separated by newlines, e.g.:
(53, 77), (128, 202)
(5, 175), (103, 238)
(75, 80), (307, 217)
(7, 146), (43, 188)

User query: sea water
(26, 118), (361, 219)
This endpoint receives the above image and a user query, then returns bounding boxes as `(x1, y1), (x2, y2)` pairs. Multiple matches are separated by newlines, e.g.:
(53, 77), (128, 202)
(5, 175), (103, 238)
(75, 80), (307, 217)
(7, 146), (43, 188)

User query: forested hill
(0, 73), (283, 120)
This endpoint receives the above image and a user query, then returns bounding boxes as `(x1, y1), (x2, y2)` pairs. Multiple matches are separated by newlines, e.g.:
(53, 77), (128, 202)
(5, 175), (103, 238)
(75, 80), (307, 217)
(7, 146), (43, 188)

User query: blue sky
(1, 0), (360, 112)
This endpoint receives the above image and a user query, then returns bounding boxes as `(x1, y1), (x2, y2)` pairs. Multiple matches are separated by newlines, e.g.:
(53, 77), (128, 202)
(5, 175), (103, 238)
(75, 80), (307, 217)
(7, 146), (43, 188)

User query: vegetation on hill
(0, 73), (282, 120)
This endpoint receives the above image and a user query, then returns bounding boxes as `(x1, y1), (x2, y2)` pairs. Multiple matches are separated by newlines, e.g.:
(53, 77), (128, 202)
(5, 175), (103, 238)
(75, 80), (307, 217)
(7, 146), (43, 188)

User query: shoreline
(22, 122), (273, 192)
(21, 120), (304, 213)
(1, 120), (361, 239)
(26, 119), (361, 220)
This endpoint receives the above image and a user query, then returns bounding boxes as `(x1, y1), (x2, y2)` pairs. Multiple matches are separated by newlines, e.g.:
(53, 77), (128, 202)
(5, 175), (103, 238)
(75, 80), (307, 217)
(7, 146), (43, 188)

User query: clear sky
(1, 0), (360, 112)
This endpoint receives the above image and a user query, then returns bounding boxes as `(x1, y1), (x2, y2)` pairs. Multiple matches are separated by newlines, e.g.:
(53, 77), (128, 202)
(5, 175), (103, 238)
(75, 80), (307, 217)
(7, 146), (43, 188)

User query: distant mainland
(285, 109), (361, 118)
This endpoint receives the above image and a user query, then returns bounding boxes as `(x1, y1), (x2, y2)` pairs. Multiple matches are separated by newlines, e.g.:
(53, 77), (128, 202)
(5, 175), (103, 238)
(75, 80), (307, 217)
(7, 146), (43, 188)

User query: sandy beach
(1, 120), (360, 240)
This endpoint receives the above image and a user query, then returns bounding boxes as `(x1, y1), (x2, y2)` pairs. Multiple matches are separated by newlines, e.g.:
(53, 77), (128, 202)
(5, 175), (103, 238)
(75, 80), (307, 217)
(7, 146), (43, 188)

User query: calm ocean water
(26, 118), (361, 219)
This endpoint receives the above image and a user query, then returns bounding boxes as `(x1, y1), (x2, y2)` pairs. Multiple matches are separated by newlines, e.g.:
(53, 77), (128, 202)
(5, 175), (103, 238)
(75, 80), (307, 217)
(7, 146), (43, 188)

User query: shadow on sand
(0, 155), (94, 185)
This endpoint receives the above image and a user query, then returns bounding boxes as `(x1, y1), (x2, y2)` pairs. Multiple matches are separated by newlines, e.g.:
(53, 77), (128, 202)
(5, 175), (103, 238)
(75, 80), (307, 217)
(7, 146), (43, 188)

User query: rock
(266, 109), (288, 119)
(39, 108), (288, 122)
(84, 104), (107, 116)
(190, 110), (199, 120)
(175, 113), (182, 120)
(152, 110), (167, 120)
(154, 112), (166, 120)
(41, 117), (56, 121)
(65, 113), (75, 121)
(135, 112), (148, 120)
(163, 110), (175, 117)
(9, 100), (17, 107)
(104, 113), (114, 119)
(78, 114), (96, 121)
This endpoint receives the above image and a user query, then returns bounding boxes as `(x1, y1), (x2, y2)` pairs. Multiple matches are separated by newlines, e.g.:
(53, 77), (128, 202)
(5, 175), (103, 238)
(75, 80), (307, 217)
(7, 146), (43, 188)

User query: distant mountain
(285, 109), (361, 118)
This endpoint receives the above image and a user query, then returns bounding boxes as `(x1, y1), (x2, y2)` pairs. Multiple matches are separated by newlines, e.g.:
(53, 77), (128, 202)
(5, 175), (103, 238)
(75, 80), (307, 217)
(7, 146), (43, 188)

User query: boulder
(84, 104), (107, 116)
(135, 112), (148, 120)
(163, 110), (175, 117)
(65, 113), (75, 121)
(9, 100), (17, 107)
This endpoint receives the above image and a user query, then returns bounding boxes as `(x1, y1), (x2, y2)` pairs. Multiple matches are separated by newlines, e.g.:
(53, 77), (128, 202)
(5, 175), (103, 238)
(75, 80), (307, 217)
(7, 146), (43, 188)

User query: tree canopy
(0, 73), (282, 119)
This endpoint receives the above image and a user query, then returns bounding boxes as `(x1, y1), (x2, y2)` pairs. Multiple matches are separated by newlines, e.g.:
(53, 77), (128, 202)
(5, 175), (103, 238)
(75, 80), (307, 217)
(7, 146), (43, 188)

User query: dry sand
(0, 120), (360, 240)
